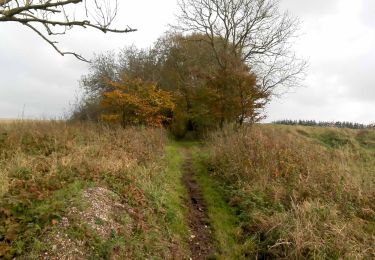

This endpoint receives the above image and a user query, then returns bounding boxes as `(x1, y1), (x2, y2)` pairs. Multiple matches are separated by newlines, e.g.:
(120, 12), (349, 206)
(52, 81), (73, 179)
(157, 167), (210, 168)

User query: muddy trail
(181, 150), (214, 260)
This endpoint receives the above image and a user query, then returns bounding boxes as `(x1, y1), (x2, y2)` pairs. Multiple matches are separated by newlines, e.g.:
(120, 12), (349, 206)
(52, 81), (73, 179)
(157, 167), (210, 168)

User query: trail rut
(181, 150), (214, 260)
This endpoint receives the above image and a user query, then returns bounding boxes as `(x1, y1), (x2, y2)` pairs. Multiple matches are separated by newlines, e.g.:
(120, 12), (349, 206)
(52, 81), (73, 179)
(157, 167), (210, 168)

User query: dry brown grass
(0, 121), (181, 259)
(0, 119), (51, 124)
(0, 119), (21, 124)
(0, 121), (164, 198)
(207, 125), (375, 259)
(0, 169), (8, 197)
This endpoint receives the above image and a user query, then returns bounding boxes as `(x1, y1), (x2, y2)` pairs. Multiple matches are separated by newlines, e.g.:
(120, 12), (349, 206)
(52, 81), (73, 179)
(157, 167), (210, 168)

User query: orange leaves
(100, 77), (175, 127)
(0, 243), (11, 257)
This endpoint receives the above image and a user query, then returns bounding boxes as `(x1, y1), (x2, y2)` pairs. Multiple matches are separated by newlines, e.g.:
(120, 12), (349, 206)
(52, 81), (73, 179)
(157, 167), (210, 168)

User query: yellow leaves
(101, 114), (121, 124)
(102, 89), (142, 109)
(100, 77), (175, 127)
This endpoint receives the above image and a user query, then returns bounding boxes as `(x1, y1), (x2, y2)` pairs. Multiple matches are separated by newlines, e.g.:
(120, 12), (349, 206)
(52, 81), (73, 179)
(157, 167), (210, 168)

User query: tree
(81, 46), (160, 98)
(75, 33), (268, 135)
(204, 58), (268, 127)
(118, 45), (162, 82)
(100, 76), (175, 127)
(174, 0), (306, 95)
(157, 33), (267, 133)
(156, 33), (221, 131)
(76, 47), (162, 121)
(80, 51), (121, 96)
(75, 34), (269, 137)
(0, 0), (135, 61)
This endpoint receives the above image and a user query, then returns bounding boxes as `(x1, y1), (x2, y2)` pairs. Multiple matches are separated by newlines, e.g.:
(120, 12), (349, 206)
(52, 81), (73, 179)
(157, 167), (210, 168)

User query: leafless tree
(0, 0), (136, 61)
(174, 0), (307, 95)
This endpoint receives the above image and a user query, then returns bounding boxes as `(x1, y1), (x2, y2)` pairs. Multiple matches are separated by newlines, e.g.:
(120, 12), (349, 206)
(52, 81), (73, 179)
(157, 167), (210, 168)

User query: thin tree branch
(0, 0), (136, 62)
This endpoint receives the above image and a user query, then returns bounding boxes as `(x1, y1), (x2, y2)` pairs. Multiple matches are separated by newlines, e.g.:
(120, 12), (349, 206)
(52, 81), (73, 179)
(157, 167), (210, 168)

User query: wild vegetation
(2, 0), (373, 259)
(1, 121), (374, 259)
(205, 125), (375, 258)
(0, 121), (190, 259)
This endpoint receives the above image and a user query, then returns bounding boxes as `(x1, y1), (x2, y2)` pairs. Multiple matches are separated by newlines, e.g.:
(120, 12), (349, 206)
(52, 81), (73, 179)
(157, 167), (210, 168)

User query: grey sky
(0, 0), (374, 123)
(267, 0), (375, 123)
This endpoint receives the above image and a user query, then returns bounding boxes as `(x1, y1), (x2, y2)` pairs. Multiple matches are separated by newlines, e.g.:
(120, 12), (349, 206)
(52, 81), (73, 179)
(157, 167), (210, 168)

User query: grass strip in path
(191, 148), (246, 259)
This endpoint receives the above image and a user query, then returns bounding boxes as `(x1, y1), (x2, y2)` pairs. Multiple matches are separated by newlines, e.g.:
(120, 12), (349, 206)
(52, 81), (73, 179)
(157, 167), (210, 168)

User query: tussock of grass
(0, 121), (188, 259)
(207, 125), (375, 259)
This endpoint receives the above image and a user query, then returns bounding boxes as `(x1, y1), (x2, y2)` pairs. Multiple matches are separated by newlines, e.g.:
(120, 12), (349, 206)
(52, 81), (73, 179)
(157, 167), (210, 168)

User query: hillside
(205, 124), (375, 258)
(0, 122), (374, 259)
(274, 123), (375, 150)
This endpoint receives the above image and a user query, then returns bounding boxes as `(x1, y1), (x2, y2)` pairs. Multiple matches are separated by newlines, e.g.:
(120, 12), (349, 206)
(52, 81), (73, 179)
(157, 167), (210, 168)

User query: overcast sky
(0, 0), (374, 123)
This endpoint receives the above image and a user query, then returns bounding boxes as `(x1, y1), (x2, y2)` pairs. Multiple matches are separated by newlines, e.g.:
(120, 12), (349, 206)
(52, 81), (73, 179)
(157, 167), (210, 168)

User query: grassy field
(0, 121), (374, 259)
(0, 121), (189, 259)
(0, 119), (50, 124)
(0, 119), (21, 124)
(206, 124), (375, 258)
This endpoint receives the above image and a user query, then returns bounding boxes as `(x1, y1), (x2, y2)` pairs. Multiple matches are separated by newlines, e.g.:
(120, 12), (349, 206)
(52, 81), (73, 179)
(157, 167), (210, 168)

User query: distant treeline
(273, 120), (375, 129)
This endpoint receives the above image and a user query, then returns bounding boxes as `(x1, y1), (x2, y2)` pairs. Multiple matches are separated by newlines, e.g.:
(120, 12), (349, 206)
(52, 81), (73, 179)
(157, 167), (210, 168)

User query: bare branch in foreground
(0, 0), (136, 62)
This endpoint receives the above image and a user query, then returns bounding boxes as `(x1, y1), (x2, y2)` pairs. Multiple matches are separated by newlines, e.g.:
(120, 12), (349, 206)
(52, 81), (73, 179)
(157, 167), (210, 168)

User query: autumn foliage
(76, 33), (269, 136)
(100, 77), (175, 127)
(159, 34), (268, 135)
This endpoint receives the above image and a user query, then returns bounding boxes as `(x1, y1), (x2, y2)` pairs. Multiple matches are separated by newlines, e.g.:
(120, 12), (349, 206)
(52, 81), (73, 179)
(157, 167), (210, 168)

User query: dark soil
(181, 150), (214, 260)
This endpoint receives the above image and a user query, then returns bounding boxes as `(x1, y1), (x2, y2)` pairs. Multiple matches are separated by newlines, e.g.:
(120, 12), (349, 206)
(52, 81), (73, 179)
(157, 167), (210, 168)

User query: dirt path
(181, 150), (214, 260)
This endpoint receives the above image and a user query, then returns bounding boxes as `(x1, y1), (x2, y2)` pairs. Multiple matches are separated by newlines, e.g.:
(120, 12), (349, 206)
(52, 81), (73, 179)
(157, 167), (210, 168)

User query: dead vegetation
(2, 120), (373, 259)
(207, 125), (375, 259)
(0, 121), (188, 259)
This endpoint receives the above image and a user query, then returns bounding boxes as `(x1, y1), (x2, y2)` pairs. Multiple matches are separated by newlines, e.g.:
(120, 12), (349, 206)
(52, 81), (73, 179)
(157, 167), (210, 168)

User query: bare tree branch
(173, 0), (307, 95)
(0, 0), (136, 62)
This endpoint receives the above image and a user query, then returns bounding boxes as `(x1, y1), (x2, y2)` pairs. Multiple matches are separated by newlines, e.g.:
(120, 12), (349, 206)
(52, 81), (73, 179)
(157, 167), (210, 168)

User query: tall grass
(0, 121), (165, 200)
(0, 121), (178, 258)
(207, 125), (375, 259)
(0, 169), (8, 197)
